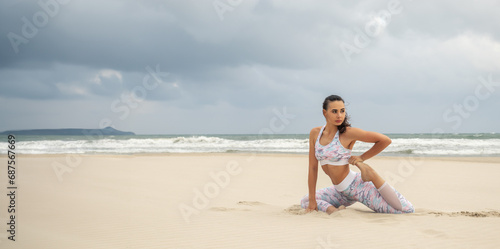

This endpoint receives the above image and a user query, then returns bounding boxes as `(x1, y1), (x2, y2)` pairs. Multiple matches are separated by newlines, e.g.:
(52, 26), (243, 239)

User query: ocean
(1, 133), (500, 156)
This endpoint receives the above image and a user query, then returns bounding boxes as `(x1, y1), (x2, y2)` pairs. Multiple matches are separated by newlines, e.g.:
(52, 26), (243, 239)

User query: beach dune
(1, 154), (500, 248)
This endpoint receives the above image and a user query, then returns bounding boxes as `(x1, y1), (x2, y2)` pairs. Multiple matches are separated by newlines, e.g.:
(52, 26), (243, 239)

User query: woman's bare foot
(326, 205), (346, 214)
(354, 162), (385, 189)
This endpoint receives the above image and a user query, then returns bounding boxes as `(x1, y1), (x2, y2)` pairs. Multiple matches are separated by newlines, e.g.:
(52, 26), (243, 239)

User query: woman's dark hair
(322, 95), (351, 134)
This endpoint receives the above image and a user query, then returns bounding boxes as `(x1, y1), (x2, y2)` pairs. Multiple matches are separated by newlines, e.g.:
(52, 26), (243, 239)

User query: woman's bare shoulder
(309, 126), (322, 138)
(310, 126), (322, 134)
(344, 127), (365, 137)
(345, 126), (363, 133)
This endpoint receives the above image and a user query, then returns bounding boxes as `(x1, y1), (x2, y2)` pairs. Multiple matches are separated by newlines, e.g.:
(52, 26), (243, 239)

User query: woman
(300, 95), (414, 214)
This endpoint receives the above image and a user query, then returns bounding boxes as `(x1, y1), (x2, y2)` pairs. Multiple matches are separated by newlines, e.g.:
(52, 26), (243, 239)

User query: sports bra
(315, 125), (352, 166)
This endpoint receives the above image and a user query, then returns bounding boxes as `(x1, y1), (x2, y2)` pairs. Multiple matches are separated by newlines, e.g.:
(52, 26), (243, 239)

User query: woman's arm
(348, 127), (392, 164)
(307, 128), (319, 212)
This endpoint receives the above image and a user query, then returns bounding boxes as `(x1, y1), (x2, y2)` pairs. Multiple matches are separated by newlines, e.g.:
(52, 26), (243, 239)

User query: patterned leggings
(301, 172), (414, 214)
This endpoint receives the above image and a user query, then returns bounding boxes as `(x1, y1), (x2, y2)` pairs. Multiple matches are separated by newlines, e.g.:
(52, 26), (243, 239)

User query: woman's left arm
(348, 127), (392, 164)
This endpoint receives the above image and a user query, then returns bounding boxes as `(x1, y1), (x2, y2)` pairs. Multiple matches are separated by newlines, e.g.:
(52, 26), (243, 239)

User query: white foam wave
(0, 136), (498, 156)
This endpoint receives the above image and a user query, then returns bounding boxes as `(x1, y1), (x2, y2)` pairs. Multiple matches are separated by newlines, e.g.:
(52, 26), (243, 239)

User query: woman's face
(323, 100), (346, 126)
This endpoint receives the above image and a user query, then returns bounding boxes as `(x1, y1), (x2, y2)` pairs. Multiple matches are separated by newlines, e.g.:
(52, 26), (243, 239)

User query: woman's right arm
(307, 128), (319, 212)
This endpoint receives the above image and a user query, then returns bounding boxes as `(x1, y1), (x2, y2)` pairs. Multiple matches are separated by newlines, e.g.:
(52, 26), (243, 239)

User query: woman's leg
(300, 185), (354, 213)
(348, 163), (414, 213)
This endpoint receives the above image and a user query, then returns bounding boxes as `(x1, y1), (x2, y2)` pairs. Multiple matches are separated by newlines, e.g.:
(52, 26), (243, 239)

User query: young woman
(300, 95), (414, 214)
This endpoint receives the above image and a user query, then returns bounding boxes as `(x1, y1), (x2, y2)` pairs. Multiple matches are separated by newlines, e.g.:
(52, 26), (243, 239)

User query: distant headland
(0, 127), (135, 136)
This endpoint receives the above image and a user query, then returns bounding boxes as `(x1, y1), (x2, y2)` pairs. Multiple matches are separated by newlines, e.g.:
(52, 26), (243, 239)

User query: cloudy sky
(1, 0), (499, 135)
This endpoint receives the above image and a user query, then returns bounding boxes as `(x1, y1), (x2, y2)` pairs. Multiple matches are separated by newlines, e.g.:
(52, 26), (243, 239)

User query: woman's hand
(306, 199), (318, 212)
(345, 127), (392, 161)
(349, 155), (364, 166)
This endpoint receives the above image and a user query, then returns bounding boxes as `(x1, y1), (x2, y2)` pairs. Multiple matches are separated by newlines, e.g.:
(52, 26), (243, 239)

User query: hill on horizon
(0, 127), (135, 136)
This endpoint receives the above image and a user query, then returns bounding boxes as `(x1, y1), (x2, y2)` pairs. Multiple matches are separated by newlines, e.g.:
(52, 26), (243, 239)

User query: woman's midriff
(321, 164), (350, 185)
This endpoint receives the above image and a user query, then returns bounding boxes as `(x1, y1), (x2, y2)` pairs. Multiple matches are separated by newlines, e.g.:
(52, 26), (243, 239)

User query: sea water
(1, 133), (499, 156)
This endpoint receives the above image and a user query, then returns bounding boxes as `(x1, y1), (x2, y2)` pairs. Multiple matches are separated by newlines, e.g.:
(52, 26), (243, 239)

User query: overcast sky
(1, 0), (499, 135)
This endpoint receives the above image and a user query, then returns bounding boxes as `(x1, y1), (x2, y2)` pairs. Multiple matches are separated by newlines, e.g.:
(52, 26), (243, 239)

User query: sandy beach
(1, 153), (500, 248)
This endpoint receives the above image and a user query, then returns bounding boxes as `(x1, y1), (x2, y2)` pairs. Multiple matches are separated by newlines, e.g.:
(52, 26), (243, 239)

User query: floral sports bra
(315, 125), (352, 166)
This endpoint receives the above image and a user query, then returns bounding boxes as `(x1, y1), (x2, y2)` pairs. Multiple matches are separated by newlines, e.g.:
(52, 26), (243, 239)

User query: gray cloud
(0, 0), (499, 134)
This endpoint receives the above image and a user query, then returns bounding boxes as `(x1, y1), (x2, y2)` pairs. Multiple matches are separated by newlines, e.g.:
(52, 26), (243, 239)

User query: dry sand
(1, 153), (500, 248)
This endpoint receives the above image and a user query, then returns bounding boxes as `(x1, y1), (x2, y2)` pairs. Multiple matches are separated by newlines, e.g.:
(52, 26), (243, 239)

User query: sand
(1, 153), (500, 248)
